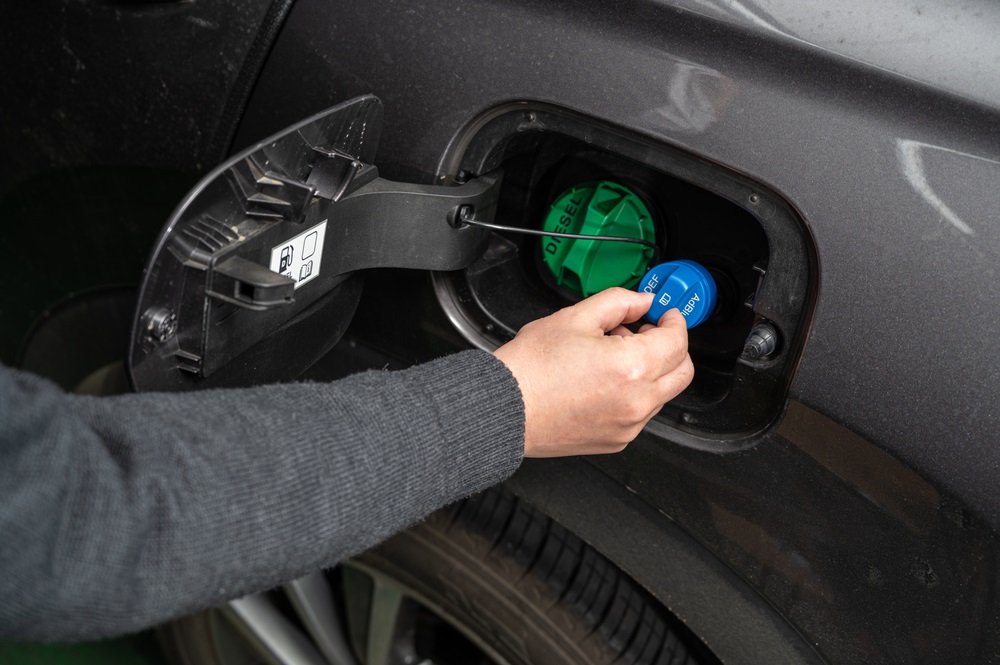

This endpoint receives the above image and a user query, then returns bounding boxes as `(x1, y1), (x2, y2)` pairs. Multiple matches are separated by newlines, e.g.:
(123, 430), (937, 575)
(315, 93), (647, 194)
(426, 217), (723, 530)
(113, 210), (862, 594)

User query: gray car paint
(238, 0), (1000, 531)
(231, 0), (1000, 662)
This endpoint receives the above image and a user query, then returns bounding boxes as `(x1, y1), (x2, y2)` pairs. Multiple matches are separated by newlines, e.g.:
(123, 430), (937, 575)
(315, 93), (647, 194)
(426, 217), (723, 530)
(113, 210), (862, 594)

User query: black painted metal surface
(0, 0), (279, 193)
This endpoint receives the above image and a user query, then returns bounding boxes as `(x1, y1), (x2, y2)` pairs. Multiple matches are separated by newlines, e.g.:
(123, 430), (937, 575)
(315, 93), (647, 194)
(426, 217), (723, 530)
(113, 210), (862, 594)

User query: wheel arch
(504, 457), (825, 665)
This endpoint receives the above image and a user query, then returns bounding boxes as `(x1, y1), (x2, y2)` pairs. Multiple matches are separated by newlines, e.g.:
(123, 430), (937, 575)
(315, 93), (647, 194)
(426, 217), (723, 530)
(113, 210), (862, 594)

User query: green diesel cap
(540, 180), (656, 297)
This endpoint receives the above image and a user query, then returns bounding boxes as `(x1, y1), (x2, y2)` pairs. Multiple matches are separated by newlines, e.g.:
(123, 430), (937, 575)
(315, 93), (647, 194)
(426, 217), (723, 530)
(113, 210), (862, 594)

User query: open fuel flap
(127, 96), (501, 391)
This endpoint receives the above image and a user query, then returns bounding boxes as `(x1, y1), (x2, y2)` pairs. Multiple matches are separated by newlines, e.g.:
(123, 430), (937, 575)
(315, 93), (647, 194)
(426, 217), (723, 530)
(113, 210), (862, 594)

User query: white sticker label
(269, 220), (327, 290)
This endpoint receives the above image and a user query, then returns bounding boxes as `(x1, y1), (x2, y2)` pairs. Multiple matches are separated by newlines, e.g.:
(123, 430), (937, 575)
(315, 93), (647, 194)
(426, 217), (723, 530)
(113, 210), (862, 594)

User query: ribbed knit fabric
(0, 349), (524, 641)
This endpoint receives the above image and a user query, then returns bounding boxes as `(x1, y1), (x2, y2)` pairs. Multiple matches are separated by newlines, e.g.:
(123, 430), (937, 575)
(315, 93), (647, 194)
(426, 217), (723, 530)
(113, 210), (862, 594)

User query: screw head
(143, 307), (177, 343)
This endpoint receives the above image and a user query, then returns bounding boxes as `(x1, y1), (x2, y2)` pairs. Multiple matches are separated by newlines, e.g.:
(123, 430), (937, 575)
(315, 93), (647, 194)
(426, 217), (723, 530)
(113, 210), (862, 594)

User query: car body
(3, 1), (1000, 663)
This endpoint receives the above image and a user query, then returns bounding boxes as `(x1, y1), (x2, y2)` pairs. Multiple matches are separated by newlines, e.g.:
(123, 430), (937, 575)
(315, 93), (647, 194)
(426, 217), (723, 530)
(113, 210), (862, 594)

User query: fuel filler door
(127, 95), (501, 391)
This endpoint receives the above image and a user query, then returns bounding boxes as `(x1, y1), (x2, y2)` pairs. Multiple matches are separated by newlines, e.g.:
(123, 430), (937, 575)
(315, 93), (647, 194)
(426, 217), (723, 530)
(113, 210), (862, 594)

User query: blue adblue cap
(638, 260), (717, 329)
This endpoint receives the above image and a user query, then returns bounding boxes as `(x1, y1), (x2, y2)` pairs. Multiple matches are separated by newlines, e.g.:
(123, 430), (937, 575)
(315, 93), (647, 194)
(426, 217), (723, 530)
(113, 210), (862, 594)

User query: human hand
(492, 287), (694, 457)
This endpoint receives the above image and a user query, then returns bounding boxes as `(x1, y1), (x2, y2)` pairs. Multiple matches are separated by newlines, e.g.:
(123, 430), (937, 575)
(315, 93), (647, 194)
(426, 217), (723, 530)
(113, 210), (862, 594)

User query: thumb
(571, 288), (655, 333)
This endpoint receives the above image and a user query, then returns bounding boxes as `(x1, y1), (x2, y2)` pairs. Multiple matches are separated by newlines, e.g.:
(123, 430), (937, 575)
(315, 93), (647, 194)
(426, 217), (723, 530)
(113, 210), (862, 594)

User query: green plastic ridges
(540, 180), (655, 297)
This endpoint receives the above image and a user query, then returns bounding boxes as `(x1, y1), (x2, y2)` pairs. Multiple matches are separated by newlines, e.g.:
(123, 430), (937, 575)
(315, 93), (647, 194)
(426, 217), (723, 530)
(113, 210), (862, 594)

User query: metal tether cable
(459, 217), (660, 265)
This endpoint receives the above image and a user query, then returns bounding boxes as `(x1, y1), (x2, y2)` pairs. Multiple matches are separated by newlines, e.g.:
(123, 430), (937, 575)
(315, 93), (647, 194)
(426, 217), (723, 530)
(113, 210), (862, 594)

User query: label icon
(279, 246), (294, 273)
(269, 220), (327, 289)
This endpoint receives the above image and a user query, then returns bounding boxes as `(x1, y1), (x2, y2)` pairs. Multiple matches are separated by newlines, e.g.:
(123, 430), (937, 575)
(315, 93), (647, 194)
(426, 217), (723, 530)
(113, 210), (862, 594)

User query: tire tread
(450, 489), (705, 665)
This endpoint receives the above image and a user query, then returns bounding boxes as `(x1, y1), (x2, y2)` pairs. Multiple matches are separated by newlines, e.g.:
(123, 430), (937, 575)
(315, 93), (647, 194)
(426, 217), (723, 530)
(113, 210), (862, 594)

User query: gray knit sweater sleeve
(0, 350), (524, 642)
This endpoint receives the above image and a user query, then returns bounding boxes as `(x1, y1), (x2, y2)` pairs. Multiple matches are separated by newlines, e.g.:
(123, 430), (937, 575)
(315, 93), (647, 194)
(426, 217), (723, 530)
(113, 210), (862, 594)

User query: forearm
(0, 350), (523, 641)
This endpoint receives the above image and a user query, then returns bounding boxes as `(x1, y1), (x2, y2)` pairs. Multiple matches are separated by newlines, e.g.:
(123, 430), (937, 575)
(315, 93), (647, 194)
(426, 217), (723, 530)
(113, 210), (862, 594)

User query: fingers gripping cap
(638, 260), (717, 329)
